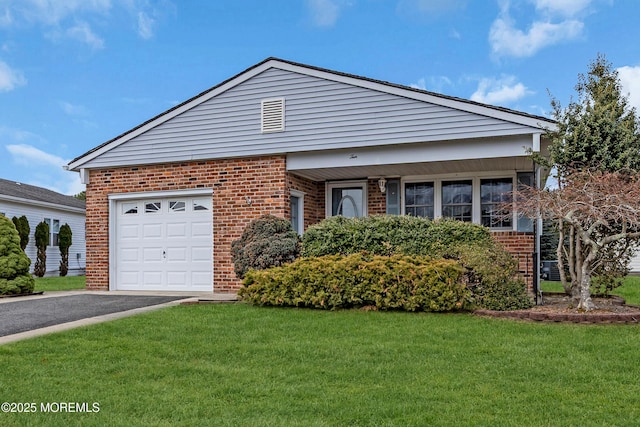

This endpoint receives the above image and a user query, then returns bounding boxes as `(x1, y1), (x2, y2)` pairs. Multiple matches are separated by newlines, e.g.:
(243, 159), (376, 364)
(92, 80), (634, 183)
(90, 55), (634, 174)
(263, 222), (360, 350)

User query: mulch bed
(474, 292), (640, 324)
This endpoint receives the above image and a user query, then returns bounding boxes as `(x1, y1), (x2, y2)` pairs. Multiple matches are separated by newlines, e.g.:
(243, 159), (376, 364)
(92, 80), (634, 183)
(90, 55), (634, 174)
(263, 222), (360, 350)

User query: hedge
(239, 253), (470, 312)
(300, 216), (532, 311)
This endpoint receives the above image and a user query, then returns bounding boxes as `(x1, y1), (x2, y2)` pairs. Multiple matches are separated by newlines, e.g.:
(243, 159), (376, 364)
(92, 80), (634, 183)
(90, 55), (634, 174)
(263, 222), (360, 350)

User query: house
(0, 179), (86, 276)
(68, 57), (554, 294)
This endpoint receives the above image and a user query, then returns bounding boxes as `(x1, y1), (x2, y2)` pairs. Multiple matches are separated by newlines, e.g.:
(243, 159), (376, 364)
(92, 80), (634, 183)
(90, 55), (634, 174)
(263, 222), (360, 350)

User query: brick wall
(367, 178), (386, 215)
(286, 174), (324, 231)
(86, 156), (288, 292)
(492, 231), (535, 292)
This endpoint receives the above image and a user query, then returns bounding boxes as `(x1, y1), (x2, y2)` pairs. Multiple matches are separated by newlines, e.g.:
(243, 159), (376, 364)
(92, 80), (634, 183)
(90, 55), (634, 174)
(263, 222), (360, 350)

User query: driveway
(0, 292), (201, 345)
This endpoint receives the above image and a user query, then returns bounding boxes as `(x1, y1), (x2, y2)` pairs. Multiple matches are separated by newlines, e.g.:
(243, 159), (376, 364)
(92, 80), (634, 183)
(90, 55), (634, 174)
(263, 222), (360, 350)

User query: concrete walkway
(0, 290), (238, 345)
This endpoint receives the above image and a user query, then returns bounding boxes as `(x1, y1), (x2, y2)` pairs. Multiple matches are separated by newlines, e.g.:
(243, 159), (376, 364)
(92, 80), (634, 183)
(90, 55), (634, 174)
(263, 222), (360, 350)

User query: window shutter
(261, 98), (285, 133)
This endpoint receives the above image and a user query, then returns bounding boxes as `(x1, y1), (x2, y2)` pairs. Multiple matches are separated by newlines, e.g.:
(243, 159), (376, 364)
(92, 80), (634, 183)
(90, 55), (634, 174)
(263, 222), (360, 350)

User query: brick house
(67, 58), (554, 294)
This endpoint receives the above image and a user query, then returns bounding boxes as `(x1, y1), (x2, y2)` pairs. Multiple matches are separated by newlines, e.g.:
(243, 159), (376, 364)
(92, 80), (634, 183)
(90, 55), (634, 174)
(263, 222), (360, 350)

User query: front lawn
(1, 304), (639, 426)
(542, 275), (640, 305)
(33, 275), (86, 292)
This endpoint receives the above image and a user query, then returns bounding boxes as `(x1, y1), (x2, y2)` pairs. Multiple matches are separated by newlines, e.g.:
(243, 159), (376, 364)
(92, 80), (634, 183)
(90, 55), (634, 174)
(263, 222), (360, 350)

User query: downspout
(533, 160), (541, 305)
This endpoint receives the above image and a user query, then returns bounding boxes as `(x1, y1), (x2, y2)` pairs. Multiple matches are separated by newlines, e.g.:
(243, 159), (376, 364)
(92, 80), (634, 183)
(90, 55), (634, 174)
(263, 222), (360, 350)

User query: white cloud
(137, 11), (155, 39)
(410, 76), (453, 93)
(0, 60), (26, 91)
(4, 142), (83, 195)
(471, 75), (533, 105)
(618, 65), (640, 112)
(489, 0), (585, 58)
(1, 0), (172, 47)
(66, 21), (105, 49)
(533, 0), (592, 17)
(6, 144), (68, 167)
(10, 0), (112, 27)
(307, 0), (340, 27)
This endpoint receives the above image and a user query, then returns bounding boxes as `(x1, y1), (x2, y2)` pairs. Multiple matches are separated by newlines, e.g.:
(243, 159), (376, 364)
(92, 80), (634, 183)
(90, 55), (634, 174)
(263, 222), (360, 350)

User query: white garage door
(115, 196), (213, 292)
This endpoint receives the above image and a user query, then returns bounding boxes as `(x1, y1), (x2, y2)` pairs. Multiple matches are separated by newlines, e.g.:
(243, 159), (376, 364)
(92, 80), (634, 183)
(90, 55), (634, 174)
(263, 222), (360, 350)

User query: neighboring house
(0, 179), (86, 276)
(68, 57), (555, 294)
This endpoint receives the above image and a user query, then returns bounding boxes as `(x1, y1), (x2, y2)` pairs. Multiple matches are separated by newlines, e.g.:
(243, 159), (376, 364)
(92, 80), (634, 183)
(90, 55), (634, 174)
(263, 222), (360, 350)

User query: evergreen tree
(11, 215), (30, 251)
(0, 215), (35, 294)
(58, 223), (72, 277)
(33, 221), (50, 277)
(536, 54), (640, 309)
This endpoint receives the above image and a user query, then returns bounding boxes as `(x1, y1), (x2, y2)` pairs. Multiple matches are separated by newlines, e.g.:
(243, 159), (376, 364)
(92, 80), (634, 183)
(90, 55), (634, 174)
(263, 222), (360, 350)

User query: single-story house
(0, 178), (86, 276)
(68, 57), (554, 294)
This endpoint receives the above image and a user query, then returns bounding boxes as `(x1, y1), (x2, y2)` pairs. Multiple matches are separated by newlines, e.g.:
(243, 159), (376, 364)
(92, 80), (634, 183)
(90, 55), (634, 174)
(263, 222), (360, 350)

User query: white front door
(115, 196), (213, 292)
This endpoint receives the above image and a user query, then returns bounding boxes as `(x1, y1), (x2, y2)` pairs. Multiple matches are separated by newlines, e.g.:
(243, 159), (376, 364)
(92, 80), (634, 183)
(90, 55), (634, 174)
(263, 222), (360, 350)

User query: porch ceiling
(288, 156), (536, 182)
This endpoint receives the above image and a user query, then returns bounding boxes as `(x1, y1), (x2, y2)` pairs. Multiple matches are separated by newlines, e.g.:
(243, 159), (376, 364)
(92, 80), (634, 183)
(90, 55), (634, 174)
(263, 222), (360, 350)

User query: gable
(70, 59), (553, 171)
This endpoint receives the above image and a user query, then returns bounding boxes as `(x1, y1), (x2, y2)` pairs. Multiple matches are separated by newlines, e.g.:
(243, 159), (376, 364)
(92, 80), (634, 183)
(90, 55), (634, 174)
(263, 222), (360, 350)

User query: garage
(113, 194), (213, 292)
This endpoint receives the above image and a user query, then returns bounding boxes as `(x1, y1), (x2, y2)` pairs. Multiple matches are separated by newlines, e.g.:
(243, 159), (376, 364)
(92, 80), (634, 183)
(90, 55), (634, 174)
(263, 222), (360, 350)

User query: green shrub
(33, 221), (49, 278)
(231, 215), (301, 279)
(58, 223), (72, 277)
(301, 215), (493, 257)
(11, 215), (30, 250)
(239, 253), (470, 312)
(0, 215), (35, 295)
(301, 216), (532, 311)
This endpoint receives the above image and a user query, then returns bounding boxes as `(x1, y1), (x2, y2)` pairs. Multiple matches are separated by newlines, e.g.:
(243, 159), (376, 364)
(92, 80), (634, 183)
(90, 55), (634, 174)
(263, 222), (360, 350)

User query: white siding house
(0, 179), (86, 276)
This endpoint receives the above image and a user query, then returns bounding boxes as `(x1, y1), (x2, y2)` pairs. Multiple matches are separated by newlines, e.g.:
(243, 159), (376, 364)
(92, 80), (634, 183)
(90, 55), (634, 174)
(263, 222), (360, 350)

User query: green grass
(542, 275), (640, 305)
(1, 304), (639, 426)
(33, 275), (86, 292)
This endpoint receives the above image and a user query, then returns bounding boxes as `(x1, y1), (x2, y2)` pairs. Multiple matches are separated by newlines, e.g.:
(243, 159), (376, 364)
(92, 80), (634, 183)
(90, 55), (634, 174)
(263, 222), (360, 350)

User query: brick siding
(86, 156), (288, 292)
(492, 231), (535, 292)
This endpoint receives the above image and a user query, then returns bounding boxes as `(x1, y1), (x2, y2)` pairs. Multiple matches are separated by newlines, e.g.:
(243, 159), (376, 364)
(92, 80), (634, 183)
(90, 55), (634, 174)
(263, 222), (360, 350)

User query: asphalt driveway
(0, 293), (193, 342)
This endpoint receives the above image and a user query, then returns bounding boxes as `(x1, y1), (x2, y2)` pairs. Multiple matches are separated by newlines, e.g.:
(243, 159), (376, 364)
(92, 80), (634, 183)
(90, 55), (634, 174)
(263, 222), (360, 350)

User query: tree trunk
(574, 274), (595, 311)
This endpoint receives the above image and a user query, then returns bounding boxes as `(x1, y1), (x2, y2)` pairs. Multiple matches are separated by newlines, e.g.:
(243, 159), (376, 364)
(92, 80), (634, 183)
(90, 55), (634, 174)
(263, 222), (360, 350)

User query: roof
(0, 178), (85, 211)
(69, 57), (556, 170)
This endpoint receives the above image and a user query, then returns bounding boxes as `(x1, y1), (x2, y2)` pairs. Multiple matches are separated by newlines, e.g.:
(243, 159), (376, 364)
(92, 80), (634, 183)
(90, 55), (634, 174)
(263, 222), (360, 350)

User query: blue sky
(0, 0), (639, 195)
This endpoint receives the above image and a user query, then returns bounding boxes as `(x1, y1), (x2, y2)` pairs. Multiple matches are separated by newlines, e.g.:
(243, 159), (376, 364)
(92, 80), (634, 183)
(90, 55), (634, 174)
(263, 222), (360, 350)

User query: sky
(0, 0), (639, 196)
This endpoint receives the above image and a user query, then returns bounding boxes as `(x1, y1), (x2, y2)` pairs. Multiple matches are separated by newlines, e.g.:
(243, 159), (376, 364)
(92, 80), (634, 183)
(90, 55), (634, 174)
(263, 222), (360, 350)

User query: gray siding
(83, 68), (540, 168)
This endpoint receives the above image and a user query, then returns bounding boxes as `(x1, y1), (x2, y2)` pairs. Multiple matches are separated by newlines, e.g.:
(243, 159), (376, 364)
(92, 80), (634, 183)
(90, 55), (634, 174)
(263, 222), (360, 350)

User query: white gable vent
(261, 98), (285, 133)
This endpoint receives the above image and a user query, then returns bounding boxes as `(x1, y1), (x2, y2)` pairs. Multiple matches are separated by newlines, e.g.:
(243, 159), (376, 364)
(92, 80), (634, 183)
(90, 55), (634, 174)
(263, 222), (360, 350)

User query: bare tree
(516, 169), (640, 310)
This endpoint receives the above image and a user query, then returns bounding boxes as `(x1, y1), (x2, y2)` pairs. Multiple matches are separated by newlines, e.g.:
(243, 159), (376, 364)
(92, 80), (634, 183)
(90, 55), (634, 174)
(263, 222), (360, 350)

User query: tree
(0, 215), (35, 295)
(517, 170), (640, 310)
(33, 221), (50, 277)
(58, 223), (72, 277)
(74, 191), (86, 201)
(531, 54), (640, 310)
(11, 215), (30, 251)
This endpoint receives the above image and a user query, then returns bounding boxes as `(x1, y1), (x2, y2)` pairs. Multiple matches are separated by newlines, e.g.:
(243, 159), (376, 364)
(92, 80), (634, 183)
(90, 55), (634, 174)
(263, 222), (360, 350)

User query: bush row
(234, 215), (533, 311)
(239, 253), (470, 312)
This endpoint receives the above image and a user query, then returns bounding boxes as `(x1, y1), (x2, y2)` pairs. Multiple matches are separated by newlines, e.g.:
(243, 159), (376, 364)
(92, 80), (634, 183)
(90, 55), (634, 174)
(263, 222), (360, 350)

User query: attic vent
(261, 98), (285, 133)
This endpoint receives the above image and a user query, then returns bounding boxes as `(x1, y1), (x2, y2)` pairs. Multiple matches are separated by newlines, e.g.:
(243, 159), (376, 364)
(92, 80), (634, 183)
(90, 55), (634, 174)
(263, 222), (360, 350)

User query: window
(481, 178), (513, 228)
(44, 218), (60, 246)
(327, 181), (367, 218)
(193, 198), (211, 211)
(405, 182), (434, 219)
(442, 180), (472, 222)
(386, 179), (401, 215)
(122, 202), (138, 215)
(145, 201), (162, 213)
(290, 190), (305, 235)
(169, 201), (186, 212)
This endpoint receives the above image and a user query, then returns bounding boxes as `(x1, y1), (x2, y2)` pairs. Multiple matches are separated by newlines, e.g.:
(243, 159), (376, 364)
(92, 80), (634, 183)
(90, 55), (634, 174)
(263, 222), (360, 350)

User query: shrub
(301, 216), (532, 311)
(58, 223), (72, 277)
(11, 215), (30, 251)
(239, 253), (470, 312)
(0, 215), (35, 295)
(33, 221), (49, 278)
(231, 215), (301, 279)
(301, 215), (494, 257)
